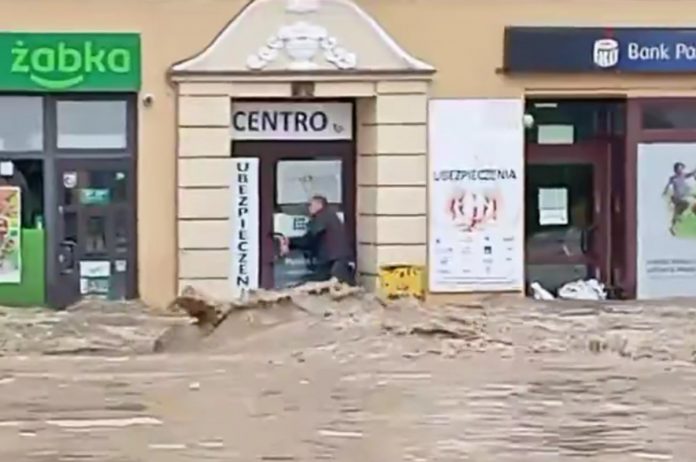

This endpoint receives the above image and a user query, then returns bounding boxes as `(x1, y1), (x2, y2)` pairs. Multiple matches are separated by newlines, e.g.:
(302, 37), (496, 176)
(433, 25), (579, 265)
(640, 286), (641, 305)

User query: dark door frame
(625, 97), (696, 298)
(52, 157), (138, 307)
(45, 93), (138, 307)
(233, 140), (356, 289)
(525, 140), (612, 284)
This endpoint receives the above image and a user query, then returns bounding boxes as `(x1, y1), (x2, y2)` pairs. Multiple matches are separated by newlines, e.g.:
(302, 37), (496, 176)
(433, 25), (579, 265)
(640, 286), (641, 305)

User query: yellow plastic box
(378, 264), (425, 299)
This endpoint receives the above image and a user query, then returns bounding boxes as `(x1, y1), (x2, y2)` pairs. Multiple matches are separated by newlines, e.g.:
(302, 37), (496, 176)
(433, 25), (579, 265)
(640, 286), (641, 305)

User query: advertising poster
(637, 143), (696, 298)
(428, 99), (524, 292)
(0, 186), (21, 284)
(230, 158), (259, 297)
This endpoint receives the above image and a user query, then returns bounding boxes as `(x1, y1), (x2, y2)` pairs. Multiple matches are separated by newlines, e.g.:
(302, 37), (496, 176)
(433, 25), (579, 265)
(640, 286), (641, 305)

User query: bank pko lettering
(231, 102), (353, 141)
(504, 27), (696, 73)
(230, 158), (260, 297)
(0, 33), (141, 91)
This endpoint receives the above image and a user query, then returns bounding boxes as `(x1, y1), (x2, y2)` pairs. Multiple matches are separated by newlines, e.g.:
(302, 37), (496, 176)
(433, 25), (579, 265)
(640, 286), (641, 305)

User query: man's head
(675, 162), (686, 174)
(308, 194), (328, 216)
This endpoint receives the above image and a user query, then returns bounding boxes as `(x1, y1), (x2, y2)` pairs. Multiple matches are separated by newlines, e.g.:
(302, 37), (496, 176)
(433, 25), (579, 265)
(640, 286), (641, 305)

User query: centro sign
(231, 102), (353, 140)
(0, 33), (141, 91)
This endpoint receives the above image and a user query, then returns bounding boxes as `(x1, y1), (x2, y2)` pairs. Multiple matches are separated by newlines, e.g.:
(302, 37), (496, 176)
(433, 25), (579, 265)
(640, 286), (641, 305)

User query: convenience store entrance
(53, 158), (137, 307)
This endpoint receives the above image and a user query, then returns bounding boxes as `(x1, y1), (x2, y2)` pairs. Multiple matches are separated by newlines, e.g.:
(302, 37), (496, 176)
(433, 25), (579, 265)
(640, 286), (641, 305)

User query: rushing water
(0, 299), (694, 461)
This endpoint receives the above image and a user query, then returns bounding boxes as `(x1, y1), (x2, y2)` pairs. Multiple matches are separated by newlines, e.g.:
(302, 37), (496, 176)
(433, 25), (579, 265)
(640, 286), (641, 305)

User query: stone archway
(170, 0), (435, 298)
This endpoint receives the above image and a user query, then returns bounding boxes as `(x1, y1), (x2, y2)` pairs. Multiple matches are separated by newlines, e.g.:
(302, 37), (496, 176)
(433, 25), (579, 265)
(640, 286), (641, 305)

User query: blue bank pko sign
(504, 27), (696, 73)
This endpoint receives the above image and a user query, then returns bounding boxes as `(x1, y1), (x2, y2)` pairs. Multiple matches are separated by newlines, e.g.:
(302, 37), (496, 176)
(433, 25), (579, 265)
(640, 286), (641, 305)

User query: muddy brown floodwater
(0, 297), (695, 461)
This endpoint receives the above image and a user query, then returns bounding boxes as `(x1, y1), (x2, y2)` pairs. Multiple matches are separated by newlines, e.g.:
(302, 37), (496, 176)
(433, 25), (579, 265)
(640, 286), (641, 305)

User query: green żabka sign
(0, 33), (140, 91)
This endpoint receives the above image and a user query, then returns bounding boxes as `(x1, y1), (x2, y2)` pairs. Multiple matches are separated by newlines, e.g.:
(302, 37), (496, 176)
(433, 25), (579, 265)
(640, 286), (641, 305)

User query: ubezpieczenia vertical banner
(230, 158), (259, 297)
(0, 186), (21, 284)
(428, 99), (524, 292)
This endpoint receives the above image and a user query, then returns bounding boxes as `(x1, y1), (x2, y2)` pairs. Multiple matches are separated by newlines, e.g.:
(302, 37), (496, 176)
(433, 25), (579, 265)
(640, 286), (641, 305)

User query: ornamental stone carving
(246, 21), (357, 71)
(285, 0), (320, 13)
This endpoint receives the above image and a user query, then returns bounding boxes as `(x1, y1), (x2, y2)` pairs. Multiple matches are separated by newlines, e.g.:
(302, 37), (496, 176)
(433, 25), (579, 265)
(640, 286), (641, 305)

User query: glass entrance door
(525, 143), (610, 292)
(270, 158), (345, 288)
(52, 159), (136, 307)
(234, 141), (355, 290)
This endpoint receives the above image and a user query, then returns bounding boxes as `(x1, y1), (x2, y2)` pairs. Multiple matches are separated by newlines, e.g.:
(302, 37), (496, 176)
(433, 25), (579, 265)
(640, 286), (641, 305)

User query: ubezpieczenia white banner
(230, 158), (259, 296)
(428, 99), (524, 292)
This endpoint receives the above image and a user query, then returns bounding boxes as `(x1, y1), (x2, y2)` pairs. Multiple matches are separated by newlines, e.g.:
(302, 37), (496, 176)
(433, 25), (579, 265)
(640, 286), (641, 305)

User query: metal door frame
(525, 140), (612, 284)
(44, 93), (138, 307)
(52, 157), (137, 306)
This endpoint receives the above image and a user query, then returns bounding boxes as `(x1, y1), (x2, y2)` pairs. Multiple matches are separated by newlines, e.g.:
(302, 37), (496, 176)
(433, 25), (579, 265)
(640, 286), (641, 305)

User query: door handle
(581, 226), (595, 254)
(58, 240), (77, 273)
(612, 196), (619, 213)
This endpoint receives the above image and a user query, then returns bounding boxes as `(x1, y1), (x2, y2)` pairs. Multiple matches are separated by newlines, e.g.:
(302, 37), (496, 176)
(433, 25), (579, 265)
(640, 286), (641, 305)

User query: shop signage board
(230, 158), (260, 297)
(637, 143), (696, 298)
(0, 187), (21, 284)
(505, 27), (696, 73)
(428, 99), (524, 292)
(231, 102), (352, 140)
(0, 33), (141, 91)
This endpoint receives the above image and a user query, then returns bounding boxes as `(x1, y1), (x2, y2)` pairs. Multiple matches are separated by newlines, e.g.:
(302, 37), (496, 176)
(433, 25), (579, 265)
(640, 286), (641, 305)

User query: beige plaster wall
(5, 0), (696, 306)
(356, 82), (428, 290)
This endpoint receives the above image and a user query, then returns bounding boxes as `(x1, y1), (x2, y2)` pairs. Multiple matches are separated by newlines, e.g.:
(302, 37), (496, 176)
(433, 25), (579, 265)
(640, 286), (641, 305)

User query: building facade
(2, 0), (696, 307)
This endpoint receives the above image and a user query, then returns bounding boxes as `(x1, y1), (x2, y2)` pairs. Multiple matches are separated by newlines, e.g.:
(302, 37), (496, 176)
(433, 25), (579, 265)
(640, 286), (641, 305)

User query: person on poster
(662, 161), (696, 235)
(278, 194), (354, 285)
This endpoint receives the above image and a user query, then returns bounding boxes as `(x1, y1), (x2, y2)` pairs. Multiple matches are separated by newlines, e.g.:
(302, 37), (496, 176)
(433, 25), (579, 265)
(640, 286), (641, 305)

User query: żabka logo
(593, 37), (620, 69)
(10, 40), (132, 90)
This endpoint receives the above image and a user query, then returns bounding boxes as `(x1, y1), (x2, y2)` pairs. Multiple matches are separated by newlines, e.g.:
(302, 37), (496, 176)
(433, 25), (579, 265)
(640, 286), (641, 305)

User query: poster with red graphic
(428, 99), (524, 292)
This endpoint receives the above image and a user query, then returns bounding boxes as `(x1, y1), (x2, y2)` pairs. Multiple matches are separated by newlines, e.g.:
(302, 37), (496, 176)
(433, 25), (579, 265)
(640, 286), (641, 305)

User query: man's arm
(663, 178), (673, 196)
(289, 216), (327, 250)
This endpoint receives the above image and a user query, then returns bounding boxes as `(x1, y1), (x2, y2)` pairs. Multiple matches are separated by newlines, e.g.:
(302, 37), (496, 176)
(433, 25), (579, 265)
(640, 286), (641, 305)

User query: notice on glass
(537, 124), (574, 145)
(428, 99), (524, 292)
(637, 143), (696, 298)
(276, 160), (342, 204)
(538, 187), (568, 225)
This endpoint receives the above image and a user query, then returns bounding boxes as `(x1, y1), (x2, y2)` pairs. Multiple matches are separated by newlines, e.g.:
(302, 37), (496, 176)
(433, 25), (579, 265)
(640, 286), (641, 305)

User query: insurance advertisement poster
(0, 186), (21, 284)
(637, 143), (696, 298)
(230, 158), (259, 297)
(428, 99), (524, 292)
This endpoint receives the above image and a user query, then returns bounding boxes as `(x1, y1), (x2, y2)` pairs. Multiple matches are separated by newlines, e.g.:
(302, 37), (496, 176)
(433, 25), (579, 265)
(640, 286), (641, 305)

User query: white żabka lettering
(230, 158), (259, 297)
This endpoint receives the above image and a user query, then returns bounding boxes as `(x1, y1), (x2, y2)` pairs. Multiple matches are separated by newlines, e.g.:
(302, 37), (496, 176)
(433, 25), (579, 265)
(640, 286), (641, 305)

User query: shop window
(0, 97), (43, 152)
(0, 160), (44, 229)
(57, 101), (127, 149)
(642, 105), (696, 130)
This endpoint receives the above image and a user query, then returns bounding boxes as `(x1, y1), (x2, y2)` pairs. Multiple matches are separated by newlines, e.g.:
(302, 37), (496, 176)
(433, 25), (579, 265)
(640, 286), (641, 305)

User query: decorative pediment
(171, 0), (433, 74)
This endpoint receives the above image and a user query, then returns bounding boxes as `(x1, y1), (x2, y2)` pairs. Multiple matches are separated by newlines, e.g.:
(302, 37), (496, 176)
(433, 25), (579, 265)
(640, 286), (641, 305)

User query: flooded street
(0, 297), (695, 461)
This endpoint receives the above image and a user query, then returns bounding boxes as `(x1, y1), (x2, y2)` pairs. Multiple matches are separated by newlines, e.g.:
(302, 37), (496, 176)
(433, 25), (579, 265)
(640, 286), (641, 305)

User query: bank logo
(593, 38), (620, 68)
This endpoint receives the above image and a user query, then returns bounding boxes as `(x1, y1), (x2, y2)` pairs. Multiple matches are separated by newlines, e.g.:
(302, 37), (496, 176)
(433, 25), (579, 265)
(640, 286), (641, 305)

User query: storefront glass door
(233, 141), (355, 290)
(272, 158), (345, 288)
(53, 159), (136, 307)
(525, 143), (610, 292)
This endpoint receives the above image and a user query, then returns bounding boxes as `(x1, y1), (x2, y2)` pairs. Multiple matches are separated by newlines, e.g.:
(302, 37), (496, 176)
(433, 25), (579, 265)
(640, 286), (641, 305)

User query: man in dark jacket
(280, 195), (354, 284)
